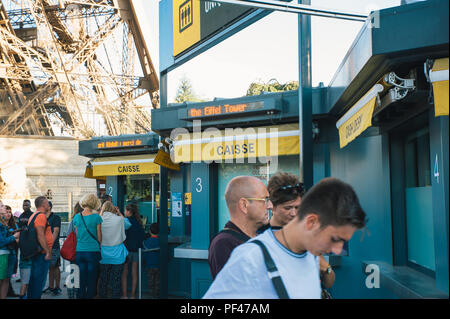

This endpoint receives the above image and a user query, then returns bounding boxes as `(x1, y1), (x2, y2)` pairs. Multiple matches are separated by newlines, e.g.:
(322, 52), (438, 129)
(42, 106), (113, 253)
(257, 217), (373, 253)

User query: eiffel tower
(0, 0), (159, 138)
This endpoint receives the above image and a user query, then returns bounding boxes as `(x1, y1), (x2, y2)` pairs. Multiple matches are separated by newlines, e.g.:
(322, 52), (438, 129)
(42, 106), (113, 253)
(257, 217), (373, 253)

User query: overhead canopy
(172, 123), (299, 163)
(336, 84), (384, 148)
(429, 57), (449, 117)
(90, 154), (159, 177)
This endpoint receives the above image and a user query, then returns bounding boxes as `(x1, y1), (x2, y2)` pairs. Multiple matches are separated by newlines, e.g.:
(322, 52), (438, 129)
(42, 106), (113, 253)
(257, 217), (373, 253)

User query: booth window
(124, 174), (160, 226)
(390, 116), (436, 278)
(403, 127), (435, 275)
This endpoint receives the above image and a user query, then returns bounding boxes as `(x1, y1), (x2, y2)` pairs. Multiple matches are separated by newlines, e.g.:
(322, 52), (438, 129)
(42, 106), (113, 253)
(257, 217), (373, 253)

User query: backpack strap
(251, 239), (290, 299)
(27, 212), (41, 228)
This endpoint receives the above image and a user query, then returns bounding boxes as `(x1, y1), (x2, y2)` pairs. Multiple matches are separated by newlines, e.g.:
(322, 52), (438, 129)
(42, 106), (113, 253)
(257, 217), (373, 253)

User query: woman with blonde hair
(98, 201), (129, 299)
(72, 194), (102, 299)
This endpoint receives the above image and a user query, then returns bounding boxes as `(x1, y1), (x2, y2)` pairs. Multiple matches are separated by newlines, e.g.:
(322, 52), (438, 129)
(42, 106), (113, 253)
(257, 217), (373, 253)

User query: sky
(132, 0), (402, 103)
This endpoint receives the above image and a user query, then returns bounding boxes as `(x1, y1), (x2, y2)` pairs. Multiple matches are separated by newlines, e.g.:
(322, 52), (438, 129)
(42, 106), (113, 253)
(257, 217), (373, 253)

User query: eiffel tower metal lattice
(0, 0), (159, 138)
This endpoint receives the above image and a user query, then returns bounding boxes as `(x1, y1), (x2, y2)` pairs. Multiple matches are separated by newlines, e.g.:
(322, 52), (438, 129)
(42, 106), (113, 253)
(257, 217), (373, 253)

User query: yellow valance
(172, 124), (299, 163)
(336, 84), (384, 148)
(429, 58), (449, 117)
(91, 154), (159, 176)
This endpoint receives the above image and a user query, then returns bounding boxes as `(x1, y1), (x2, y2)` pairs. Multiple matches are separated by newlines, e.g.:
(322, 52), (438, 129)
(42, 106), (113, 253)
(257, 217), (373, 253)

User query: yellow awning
(336, 84), (384, 148)
(172, 123), (299, 163)
(429, 58), (449, 117)
(84, 164), (106, 180)
(92, 154), (159, 176)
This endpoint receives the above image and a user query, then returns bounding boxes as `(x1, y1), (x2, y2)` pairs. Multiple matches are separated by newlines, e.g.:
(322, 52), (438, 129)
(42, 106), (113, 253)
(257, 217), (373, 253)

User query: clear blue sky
(133, 0), (401, 103)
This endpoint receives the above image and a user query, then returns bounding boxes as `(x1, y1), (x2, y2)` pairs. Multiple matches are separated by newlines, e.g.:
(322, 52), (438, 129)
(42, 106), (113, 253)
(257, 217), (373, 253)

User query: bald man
(208, 176), (273, 280)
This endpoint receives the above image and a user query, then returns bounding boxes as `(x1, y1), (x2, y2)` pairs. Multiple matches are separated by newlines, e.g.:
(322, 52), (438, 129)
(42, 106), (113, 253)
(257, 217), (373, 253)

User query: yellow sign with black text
(173, 0), (201, 56)
(338, 97), (377, 148)
(91, 155), (159, 176)
(154, 149), (181, 171)
(430, 58), (449, 117)
(172, 124), (300, 163)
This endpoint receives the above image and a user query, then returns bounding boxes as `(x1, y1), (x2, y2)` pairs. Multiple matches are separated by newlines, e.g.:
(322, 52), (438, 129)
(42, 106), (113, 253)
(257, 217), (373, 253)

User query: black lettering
(242, 143), (248, 154)
(118, 166), (123, 173)
(217, 145), (223, 155)
(248, 143), (255, 154)
(224, 145), (231, 155)
(234, 144), (240, 155)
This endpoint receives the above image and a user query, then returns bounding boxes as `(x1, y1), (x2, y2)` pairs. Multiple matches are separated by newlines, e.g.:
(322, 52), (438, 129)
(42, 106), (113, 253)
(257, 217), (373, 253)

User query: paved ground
(7, 259), (157, 300)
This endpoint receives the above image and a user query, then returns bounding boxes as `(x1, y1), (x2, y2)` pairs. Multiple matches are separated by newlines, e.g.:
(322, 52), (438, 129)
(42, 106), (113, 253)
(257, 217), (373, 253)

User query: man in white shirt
(203, 177), (367, 299)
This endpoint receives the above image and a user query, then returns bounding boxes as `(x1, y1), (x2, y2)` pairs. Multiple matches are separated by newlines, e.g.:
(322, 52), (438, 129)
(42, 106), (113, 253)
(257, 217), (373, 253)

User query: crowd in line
(0, 194), (160, 299)
(204, 173), (367, 299)
(1, 172), (367, 300)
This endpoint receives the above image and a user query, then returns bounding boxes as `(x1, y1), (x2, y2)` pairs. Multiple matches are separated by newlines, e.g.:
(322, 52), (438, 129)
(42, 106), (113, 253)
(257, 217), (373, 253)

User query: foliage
(174, 76), (204, 103)
(246, 78), (299, 96)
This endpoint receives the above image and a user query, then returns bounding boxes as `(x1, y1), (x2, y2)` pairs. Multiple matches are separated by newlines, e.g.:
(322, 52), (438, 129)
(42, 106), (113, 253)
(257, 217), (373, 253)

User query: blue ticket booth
(153, 0), (448, 299)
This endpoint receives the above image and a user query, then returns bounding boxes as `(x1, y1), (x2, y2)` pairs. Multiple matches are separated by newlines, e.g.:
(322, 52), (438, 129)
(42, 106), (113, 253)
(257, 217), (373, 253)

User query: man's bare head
(225, 176), (261, 210)
(224, 176), (272, 234)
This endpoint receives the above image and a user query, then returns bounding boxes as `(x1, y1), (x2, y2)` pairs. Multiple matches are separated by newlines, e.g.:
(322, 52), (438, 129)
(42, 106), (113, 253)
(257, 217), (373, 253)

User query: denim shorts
(127, 251), (139, 263)
(20, 267), (31, 285)
(50, 248), (61, 267)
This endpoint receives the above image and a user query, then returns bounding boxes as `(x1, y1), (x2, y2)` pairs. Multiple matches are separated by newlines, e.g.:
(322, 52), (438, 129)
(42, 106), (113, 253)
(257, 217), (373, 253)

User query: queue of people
(205, 173), (367, 299)
(2, 172), (365, 300)
(0, 193), (159, 300)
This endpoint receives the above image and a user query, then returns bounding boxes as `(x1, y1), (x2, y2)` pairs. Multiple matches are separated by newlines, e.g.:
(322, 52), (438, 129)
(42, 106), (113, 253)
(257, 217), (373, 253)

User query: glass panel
(405, 187), (435, 271)
(217, 155), (300, 230)
(404, 128), (435, 271)
(125, 174), (160, 225)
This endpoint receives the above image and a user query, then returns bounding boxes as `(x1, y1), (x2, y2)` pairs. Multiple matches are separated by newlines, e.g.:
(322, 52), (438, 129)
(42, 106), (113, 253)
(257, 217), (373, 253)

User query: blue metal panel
(191, 260), (212, 299)
(327, 134), (394, 298)
(190, 163), (214, 249)
(169, 170), (185, 237)
(159, 0), (174, 73)
(429, 112), (449, 294)
(106, 175), (125, 212)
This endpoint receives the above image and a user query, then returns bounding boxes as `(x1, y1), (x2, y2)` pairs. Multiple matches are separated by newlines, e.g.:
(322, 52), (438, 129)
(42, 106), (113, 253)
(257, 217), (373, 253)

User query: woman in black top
(121, 204), (145, 299)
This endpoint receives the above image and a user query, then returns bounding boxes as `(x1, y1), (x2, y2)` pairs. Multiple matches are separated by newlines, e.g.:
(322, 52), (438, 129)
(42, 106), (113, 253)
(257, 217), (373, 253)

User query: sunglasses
(243, 197), (271, 205)
(279, 183), (305, 194)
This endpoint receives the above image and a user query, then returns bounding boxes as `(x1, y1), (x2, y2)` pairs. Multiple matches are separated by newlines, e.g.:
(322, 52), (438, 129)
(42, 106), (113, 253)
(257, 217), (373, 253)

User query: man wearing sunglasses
(208, 176), (273, 280)
(203, 177), (367, 299)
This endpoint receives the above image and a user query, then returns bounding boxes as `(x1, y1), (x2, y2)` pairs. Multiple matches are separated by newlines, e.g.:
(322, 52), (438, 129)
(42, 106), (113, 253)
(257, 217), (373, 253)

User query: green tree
(246, 78), (299, 96)
(174, 76), (204, 103)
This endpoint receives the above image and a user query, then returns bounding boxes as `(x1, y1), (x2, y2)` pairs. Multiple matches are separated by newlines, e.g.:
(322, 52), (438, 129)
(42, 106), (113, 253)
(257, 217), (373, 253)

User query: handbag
(60, 231), (77, 262)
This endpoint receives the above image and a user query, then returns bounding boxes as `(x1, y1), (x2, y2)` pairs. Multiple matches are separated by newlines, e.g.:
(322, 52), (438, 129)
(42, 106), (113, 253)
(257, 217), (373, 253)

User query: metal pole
(138, 248), (142, 299)
(298, 0), (313, 189)
(211, 0), (367, 22)
(152, 174), (155, 223)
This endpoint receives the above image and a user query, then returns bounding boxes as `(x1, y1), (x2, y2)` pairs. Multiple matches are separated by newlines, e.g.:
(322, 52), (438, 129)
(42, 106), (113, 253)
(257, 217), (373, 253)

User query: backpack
(60, 230), (77, 262)
(19, 213), (44, 260)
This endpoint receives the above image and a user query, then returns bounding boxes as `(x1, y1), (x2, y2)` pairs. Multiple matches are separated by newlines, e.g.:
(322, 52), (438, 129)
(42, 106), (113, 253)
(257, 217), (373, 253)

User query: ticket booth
(79, 133), (193, 297)
(151, 90), (317, 298)
(317, 0), (449, 298)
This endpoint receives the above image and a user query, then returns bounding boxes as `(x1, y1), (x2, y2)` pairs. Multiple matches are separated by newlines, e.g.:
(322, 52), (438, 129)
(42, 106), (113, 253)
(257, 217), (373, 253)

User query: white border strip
(336, 84), (384, 129)
(92, 158), (155, 166)
(173, 129), (300, 146)
(429, 69), (449, 83)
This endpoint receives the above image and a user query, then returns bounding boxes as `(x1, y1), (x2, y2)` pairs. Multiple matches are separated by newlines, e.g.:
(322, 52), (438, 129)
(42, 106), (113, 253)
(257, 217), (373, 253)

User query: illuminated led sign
(97, 139), (143, 149)
(179, 98), (282, 121)
(185, 101), (272, 120)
